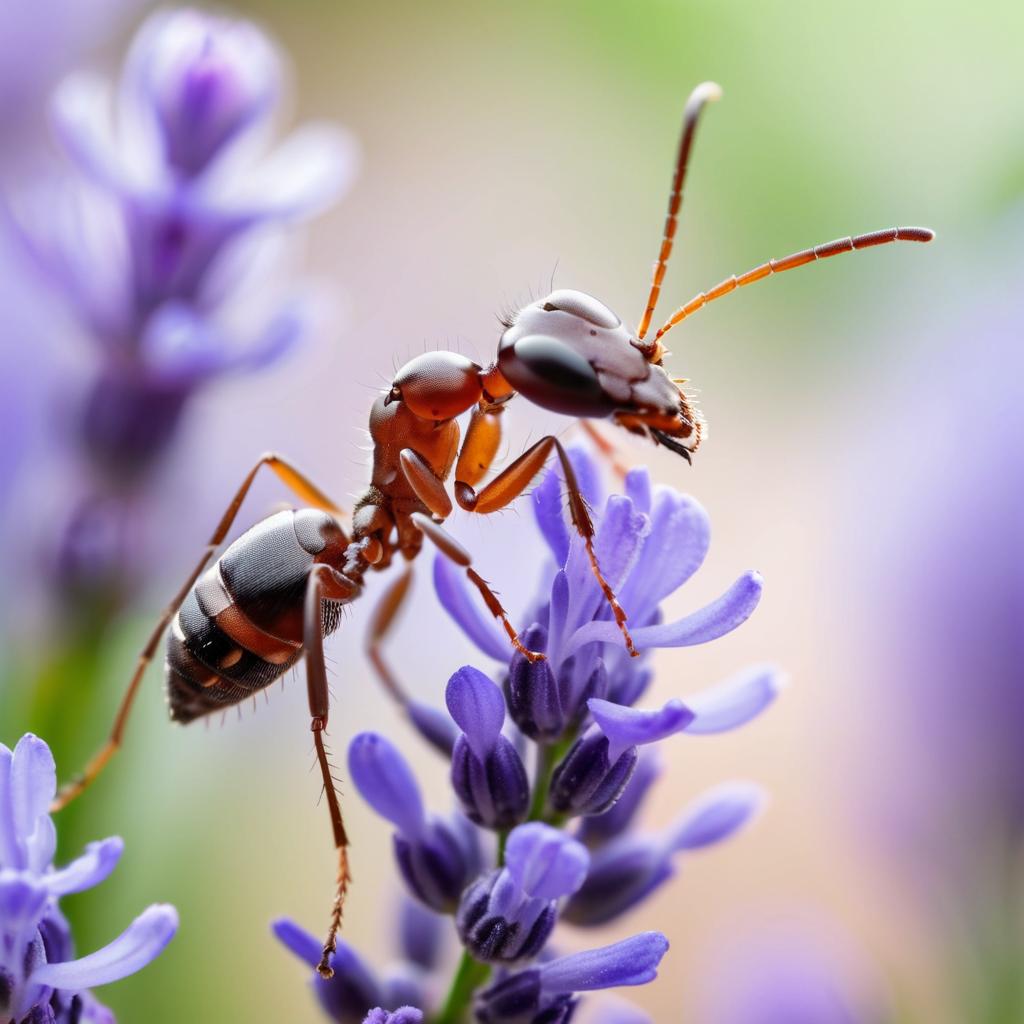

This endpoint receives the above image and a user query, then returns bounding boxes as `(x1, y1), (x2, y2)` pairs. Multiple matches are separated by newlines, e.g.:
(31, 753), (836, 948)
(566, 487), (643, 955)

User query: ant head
(497, 288), (703, 461)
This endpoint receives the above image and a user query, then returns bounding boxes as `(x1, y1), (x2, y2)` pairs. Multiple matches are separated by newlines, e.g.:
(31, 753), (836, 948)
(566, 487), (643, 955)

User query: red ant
(53, 82), (933, 977)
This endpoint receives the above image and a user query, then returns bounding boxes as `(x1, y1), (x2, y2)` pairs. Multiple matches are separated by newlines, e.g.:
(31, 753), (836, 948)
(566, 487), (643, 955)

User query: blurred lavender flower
(692, 924), (882, 1024)
(277, 449), (777, 1022)
(0, 733), (176, 1023)
(4, 6), (356, 606)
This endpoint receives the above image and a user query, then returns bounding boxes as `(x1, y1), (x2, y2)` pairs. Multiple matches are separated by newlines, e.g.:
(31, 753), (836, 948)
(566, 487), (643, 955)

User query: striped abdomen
(166, 509), (350, 724)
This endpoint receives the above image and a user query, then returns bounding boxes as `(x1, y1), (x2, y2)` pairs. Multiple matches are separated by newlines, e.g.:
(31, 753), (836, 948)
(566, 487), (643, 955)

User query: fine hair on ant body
(53, 81), (934, 977)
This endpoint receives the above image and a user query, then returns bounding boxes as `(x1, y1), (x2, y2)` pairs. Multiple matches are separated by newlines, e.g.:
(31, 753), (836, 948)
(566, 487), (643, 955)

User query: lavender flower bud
(447, 666), (529, 829)
(349, 732), (480, 912)
(504, 622), (607, 742)
(456, 824), (588, 964)
(138, 10), (280, 176)
(475, 933), (669, 1023)
(577, 753), (662, 847)
(565, 784), (765, 925)
(362, 1008), (423, 1024)
(549, 700), (694, 817)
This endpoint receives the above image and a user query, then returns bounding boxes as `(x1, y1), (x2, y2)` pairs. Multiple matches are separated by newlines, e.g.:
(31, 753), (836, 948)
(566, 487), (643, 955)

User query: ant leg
(410, 513), (544, 663)
(52, 453), (348, 812)
(304, 563), (361, 979)
(455, 435), (638, 658)
(578, 421), (630, 481)
(365, 564), (415, 706)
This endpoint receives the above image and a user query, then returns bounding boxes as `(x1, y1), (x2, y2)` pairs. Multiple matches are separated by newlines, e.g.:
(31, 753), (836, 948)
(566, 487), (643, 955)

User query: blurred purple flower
(2, 6), (356, 608)
(692, 924), (882, 1024)
(0, 733), (176, 1023)
(849, 229), (1024, 894)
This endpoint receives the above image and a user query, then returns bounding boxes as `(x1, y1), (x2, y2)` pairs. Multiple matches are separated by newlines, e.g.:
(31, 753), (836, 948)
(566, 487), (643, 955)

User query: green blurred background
(3, 0), (1023, 1021)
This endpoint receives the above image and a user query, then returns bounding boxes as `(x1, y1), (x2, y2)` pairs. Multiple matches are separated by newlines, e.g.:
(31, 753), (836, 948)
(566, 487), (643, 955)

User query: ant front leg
(408, 513), (544, 663)
(52, 452), (348, 812)
(454, 424), (639, 658)
(303, 563), (361, 979)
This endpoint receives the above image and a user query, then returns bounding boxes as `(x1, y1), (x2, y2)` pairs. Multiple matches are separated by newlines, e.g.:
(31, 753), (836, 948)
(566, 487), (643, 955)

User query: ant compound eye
(498, 334), (611, 417)
(539, 290), (620, 328)
(392, 352), (483, 420)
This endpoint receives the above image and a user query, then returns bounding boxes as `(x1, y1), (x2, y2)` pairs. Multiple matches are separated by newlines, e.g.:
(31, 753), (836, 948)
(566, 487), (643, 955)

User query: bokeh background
(1, 0), (1022, 1021)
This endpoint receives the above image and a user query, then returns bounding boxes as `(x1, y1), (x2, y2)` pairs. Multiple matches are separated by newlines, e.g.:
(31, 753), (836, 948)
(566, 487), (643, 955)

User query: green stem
(527, 744), (557, 822)
(495, 828), (509, 865)
(434, 951), (491, 1024)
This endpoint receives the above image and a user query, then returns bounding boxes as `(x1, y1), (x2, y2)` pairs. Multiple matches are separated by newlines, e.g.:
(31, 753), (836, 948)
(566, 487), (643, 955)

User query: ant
(53, 81), (933, 977)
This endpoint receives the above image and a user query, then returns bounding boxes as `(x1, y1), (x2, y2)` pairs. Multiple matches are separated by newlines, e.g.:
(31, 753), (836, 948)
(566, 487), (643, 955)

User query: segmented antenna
(654, 226), (935, 342)
(636, 81), (722, 341)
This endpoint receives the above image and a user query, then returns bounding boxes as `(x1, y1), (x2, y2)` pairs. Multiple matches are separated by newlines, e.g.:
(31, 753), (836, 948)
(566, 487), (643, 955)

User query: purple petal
(620, 492), (710, 613)
(0, 874), (49, 935)
(12, 733), (56, 840)
(666, 783), (766, 853)
(588, 698), (695, 763)
(624, 468), (652, 514)
(212, 124), (359, 223)
(50, 74), (136, 193)
(505, 823), (590, 900)
(565, 571), (763, 656)
(33, 905), (178, 990)
(446, 666), (506, 759)
(687, 665), (782, 735)
(363, 1009), (423, 1024)
(271, 917), (320, 967)
(348, 733), (425, 838)
(532, 464), (570, 567)
(539, 932), (670, 994)
(46, 838), (124, 896)
(432, 555), (508, 662)
(0, 743), (19, 866)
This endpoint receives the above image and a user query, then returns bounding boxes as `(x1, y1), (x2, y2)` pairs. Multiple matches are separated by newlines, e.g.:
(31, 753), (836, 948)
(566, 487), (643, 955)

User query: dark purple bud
(350, 733), (481, 912)
(565, 784), (765, 925)
(273, 918), (381, 1024)
(474, 969), (577, 1024)
(456, 824), (588, 964)
(577, 753), (662, 847)
(504, 626), (564, 741)
(447, 667), (529, 829)
(548, 733), (637, 818)
(549, 699), (695, 817)
(476, 933), (667, 1023)
(362, 1007), (424, 1024)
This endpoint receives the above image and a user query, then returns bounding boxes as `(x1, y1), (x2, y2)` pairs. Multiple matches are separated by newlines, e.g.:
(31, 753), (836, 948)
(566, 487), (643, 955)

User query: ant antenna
(654, 226), (935, 342)
(637, 80), (722, 341)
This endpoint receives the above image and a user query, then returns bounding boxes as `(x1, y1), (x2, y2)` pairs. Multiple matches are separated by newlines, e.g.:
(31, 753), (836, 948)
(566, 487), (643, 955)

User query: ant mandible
(53, 82), (934, 977)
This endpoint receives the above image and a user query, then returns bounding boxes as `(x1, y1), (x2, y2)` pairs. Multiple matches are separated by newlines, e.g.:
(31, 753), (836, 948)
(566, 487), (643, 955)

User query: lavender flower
(455, 824), (588, 963)
(362, 1011), (424, 1024)
(278, 448), (776, 1022)
(0, 733), (176, 1024)
(3, 6), (356, 607)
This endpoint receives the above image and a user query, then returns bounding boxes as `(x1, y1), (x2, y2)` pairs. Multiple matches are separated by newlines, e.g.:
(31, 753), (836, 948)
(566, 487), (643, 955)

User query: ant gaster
(53, 82), (934, 977)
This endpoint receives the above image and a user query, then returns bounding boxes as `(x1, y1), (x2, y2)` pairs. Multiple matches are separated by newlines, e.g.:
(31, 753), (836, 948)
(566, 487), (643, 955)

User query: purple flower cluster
(0, 734), (176, 1023)
(3, 7), (356, 602)
(277, 449), (778, 1022)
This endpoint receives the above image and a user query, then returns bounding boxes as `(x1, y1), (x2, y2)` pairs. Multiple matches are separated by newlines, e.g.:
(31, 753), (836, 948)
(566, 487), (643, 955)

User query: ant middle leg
(52, 453), (348, 812)
(455, 431), (638, 658)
